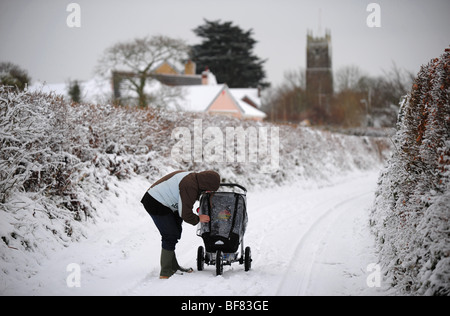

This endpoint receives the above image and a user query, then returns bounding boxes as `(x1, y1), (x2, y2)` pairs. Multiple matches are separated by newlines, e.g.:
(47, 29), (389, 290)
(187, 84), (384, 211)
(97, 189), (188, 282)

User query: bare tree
(334, 65), (366, 93)
(380, 62), (415, 105)
(96, 35), (189, 108)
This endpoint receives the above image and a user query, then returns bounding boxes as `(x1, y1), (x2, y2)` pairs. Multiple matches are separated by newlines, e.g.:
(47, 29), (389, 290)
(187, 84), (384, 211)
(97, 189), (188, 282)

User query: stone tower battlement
(306, 29), (333, 101)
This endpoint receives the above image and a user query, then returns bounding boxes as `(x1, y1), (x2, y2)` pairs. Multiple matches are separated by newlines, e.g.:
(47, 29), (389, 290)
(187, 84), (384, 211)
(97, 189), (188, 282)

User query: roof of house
(153, 73), (202, 86)
(228, 88), (262, 109)
(176, 85), (225, 112)
(168, 84), (266, 119)
(151, 64), (218, 87)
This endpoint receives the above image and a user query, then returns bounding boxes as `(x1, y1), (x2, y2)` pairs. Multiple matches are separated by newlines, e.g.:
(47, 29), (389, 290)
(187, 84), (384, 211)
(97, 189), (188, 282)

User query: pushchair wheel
(216, 250), (223, 276)
(197, 246), (205, 271)
(244, 247), (252, 272)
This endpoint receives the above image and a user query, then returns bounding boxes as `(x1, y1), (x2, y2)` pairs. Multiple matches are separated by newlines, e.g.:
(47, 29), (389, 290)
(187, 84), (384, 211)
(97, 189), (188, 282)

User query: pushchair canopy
(197, 184), (248, 253)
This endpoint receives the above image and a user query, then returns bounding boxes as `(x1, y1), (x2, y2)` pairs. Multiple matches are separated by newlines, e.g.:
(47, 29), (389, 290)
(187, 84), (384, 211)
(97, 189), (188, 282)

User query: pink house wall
(207, 89), (242, 119)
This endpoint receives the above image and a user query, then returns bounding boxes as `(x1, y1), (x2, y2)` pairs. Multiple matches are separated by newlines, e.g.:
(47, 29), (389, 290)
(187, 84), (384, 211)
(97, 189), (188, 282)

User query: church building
(306, 29), (333, 111)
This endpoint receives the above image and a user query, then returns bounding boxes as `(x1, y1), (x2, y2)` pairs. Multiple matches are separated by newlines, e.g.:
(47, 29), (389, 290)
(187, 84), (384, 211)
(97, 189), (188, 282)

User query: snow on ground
(2, 170), (388, 296)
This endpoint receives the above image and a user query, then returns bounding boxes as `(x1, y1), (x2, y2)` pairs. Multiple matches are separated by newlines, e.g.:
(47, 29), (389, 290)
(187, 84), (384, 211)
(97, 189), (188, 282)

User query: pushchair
(196, 183), (252, 276)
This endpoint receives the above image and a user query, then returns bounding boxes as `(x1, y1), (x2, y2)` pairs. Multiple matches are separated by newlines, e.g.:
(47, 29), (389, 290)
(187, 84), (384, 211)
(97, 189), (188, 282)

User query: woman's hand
(199, 215), (210, 223)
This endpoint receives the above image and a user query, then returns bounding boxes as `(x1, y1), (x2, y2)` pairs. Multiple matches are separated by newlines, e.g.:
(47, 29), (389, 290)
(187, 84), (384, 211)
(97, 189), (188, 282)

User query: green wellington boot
(160, 249), (176, 279)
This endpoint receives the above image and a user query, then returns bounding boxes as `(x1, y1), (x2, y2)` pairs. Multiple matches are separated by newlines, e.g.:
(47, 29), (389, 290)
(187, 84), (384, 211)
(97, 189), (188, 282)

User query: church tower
(306, 29), (333, 109)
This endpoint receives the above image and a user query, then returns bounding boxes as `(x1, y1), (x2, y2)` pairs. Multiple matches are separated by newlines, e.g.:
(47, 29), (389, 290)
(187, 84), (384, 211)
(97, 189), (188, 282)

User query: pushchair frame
(196, 183), (252, 275)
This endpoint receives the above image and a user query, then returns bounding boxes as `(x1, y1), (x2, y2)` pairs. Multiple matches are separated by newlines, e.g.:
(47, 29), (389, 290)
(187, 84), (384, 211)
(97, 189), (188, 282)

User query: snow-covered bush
(0, 88), (173, 257)
(371, 49), (449, 295)
(0, 88), (87, 234)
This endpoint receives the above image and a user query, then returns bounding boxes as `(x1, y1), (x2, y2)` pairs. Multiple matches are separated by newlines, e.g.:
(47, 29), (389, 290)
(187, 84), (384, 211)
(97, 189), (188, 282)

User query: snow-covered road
(7, 171), (387, 296)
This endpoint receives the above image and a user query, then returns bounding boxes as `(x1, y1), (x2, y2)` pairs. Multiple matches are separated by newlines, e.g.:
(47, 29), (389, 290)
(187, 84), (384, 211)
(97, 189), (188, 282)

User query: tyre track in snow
(275, 182), (376, 296)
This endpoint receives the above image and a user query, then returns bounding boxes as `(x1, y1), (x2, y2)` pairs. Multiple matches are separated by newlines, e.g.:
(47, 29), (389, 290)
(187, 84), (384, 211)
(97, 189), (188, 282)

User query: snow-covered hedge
(371, 49), (449, 295)
(0, 88), (176, 272)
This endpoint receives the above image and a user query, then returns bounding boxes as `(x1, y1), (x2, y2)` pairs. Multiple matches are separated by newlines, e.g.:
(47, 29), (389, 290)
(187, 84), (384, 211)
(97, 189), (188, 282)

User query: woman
(141, 170), (220, 279)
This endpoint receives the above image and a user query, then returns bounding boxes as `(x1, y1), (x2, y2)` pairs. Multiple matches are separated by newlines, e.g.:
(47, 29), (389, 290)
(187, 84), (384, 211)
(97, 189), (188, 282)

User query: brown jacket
(149, 170), (220, 225)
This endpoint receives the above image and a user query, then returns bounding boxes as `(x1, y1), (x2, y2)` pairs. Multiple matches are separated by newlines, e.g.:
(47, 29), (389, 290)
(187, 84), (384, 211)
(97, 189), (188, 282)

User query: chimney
(184, 60), (196, 75)
(201, 67), (209, 85)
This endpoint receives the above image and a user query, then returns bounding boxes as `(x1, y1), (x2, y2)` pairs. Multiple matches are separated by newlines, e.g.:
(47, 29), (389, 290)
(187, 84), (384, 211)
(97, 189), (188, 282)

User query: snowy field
(2, 170), (388, 296)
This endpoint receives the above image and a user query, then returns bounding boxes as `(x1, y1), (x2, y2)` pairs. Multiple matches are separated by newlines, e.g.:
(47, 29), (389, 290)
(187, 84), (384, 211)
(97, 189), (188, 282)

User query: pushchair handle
(219, 183), (247, 194)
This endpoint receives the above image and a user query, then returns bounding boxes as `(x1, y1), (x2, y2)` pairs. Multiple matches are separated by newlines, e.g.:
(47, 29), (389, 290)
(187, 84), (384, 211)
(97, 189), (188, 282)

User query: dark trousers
(150, 212), (183, 251)
(141, 192), (183, 251)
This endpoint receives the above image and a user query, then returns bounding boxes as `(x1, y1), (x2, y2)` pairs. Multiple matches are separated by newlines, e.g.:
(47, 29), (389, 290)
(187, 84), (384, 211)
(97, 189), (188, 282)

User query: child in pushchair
(196, 183), (252, 276)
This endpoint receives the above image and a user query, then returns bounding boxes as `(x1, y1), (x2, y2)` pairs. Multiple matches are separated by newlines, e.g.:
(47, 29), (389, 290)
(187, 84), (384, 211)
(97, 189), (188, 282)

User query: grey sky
(0, 0), (449, 86)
